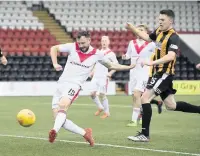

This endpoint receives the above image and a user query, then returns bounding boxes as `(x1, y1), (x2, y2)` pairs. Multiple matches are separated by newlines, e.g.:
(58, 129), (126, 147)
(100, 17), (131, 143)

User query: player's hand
(89, 72), (94, 78)
(129, 64), (136, 69)
(53, 64), (63, 71)
(1, 56), (7, 65)
(125, 22), (134, 30)
(107, 72), (112, 79)
(141, 60), (153, 67)
(196, 63), (200, 70)
(122, 54), (126, 60)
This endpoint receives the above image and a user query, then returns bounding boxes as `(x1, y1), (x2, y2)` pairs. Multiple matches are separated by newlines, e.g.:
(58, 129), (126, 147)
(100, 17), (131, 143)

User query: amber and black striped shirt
(149, 27), (180, 76)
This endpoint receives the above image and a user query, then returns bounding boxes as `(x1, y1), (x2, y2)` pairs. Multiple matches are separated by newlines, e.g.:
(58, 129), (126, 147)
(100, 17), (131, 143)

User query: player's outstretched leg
(49, 97), (70, 143)
(174, 101), (200, 113)
(164, 95), (200, 114)
(62, 119), (95, 146)
(151, 99), (163, 114)
(49, 110), (66, 143)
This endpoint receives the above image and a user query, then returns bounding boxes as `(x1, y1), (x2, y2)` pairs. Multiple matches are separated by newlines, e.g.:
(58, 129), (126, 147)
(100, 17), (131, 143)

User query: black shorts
(146, 73), (177, 101)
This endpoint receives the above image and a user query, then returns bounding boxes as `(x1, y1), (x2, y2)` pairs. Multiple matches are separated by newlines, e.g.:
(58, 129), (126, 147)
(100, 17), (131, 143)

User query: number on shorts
(150, 77), (157, 85)
(68, 89), (75, 96)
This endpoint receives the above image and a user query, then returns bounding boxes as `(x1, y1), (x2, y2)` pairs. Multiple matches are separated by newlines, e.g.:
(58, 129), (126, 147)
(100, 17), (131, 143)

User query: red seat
(35, 30), (44, 38)
(13, 31), (21, 38)
(3, 38), (12, 45)
(40, 45), (49, 52)
(21, 31), (29, 39)
(0, 29), (60, 56)
(18, 38), (26, 45)
(29, 31), (36, 38)
(72, 30), (78, 38)
(16, 51), (23, 56)
(112, 32), (120, 40)
(0, 31), (6, 38)
(41, 38), (49, 46)
(27, 38), (35, 46)
(7, 30), (14, 38)
(12, 38), (20, 45)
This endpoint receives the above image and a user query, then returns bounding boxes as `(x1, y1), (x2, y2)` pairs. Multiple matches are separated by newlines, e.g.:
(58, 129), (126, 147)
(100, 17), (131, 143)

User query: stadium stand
(0, 1), (199, 81)
(43, 1), (200, 32)
(0, 1), (44, 30)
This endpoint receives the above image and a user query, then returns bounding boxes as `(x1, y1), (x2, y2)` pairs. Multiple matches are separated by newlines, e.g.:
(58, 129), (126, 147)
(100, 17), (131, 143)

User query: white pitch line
(0, 134), (199, 156)
(71, 103), (160, 109)
(74, 103), (131, 108)
(43, 103), (159, 109)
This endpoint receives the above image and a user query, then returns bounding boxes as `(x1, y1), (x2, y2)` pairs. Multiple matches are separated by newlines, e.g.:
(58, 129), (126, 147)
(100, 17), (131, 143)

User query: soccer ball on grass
(17, 109), (36, 127)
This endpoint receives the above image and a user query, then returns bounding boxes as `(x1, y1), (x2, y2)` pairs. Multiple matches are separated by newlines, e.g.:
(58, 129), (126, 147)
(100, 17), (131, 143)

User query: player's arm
(99, 60), (135, 71)
(0, 48), (7, 65)
(143, 34), (179, 66)
(50, 43), (72, 71)
(150, 52), (176, 65)
(126, 23), (152, 42)
(108, 53), (119, 77)
(108, 70), (116, 78)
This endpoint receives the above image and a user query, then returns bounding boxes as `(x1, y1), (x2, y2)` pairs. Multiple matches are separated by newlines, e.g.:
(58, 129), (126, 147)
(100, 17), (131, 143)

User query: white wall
(0, 80), (199, 96)
(179, 34), (200, 57)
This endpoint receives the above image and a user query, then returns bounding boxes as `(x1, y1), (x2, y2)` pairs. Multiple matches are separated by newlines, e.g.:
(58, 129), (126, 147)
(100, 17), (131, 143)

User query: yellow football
(17, 109), (36, 127)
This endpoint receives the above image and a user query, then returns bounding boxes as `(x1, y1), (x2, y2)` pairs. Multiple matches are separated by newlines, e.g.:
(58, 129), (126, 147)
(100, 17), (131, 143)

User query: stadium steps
(32, 10), (73, 44)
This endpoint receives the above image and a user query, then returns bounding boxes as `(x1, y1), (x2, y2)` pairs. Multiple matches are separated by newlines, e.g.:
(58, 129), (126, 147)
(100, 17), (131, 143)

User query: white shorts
(90, 77), (109, 94)
(52, 82), (81, 109)
(129, 71), (149, 93)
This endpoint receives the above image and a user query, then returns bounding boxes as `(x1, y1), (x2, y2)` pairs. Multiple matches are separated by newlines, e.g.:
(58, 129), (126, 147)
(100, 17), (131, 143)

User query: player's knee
(133, 91), (142, 100)
(164, 97), (176, 111)
(165, 103), (176, 111)
(91, 92), (97, 99)
(58, 97), (71, 110)
(99, 93), (106, 100)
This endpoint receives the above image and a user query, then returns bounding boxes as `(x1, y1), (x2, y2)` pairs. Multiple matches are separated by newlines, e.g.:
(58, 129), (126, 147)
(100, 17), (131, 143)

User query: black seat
(20, 57), (29, 65)
(40, 71), (49, 81)
(123, 59), (131, 65)
(122, 71), (129, 80)
(188, 72), (195, 80)
(113, 71), (123, 80)
(180, 72), (188, 80)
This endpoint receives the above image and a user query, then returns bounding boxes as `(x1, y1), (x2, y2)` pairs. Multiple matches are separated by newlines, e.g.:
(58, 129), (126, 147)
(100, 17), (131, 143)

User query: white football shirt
(57, 42), (105, 86)
(93, 49), (118, 79)
(125, 39), (156, 74)
(125, 39), (156, 65)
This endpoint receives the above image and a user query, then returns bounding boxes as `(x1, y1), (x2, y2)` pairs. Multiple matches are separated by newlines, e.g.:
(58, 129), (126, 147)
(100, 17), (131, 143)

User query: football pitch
(0, 95), (199, 156)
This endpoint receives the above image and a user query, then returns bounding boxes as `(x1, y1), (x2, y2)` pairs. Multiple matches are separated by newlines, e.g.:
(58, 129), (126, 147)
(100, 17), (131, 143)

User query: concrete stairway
(33, 10), (73, 44)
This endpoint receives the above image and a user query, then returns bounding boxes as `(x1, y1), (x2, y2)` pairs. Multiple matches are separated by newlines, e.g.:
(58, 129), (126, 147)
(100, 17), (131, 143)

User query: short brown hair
(77, 31), (90, 39)
(160, 9), (175, 20)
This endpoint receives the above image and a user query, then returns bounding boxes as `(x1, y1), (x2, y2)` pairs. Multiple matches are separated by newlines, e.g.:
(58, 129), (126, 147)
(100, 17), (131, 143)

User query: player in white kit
(122, 25), (163, 127)
(49, 31), (137, 146)
(90, 36), (118, 119)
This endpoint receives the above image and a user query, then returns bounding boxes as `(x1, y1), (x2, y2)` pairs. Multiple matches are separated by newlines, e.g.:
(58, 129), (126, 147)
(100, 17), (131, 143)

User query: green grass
(0, 96), (200, 156)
